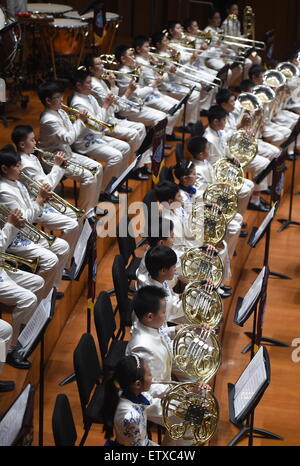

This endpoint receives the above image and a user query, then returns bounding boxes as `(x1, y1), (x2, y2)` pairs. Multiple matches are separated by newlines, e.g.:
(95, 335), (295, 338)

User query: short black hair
(37, 81), (65, 106)
(216, 88), (233, 105)
(174, 159), (195, 181)
(207, 105), (228, 124)
(147, 216), (174, 247)
(11, 125), (34, 150)
(151, 32), (166, 48)
(166, 20), (182, 31)
(84, 53), (97, 70)
(145, 245), (177, 279)
(188, 136), (208, 157)
(0, 146), (21, 172)
(133, 35), (151, 52)
(154, 180), (179, 203)
(207, 8), (220, 20)
(72, 68), (90, 87)
(183, 18), (197, 30)
(238, 79), (254, 93)
(115, 44), (131, 62)
(132, 285), (168, 319)
(249, 64), (264, 81)
(226, 1), (238, 10)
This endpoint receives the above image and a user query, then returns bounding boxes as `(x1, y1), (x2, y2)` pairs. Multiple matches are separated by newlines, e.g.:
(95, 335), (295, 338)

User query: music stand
(168, 87), (195, 150)
(227, 346), (282, 446)
(277, 117), (300, 232)
(17, 288), (56, 446)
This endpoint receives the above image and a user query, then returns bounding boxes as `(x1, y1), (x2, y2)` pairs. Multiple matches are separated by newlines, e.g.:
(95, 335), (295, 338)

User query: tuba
(276, 62), (299, 80)
(161, 383), (219, 445)
(203, 183), (238, 223)
(20, 172), (85, 220)
(0, 252), (39, 273)
(263, 69), (286, 89)
(213, 157), (244, 192)
(0, 204), (56, 246)
(181, 246), (224, 288)
(181, 282), (223, 328)
(173, 325), (221, 381)
(227, 130), (258, 167)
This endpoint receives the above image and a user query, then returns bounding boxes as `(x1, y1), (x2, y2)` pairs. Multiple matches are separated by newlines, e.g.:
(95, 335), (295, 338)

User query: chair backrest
(112, 255), (131, 326)
(159, 165), (171, 182)
(73, 333), (102, 413)
(190, 120), (205, 138)
(117, 216), (137, 264)
(175, 142), (184, 165)
(52, 394), (77, 446)
(94, 291), (116, 364)
(142, 190), (160, 238)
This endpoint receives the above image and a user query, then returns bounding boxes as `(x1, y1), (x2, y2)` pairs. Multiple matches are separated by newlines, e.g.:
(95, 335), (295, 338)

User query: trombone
(0, 252), (39, 273)
(20, 172), (85, 220)
(34, 147), (99, 177)
(0, 204), (56, 246)
(61, 104), (115, 132)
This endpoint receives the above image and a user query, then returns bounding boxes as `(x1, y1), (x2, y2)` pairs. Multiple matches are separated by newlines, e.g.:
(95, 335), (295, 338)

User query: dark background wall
(26, 0), (300, 60)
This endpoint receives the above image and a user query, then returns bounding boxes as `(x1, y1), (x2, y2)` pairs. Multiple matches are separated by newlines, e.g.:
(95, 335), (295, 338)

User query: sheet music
(18, 289), (54, 356)
(237, 267), (266, 323)
(109, 155), (142, 194)
(0, 384), (31, 446)
(73, 220), (92, 277)
(252, 204), (277, 245)
(233, 347), (267, 420)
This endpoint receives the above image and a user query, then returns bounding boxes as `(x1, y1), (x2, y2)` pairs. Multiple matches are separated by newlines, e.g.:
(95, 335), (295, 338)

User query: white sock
(250, 195), (260, 205)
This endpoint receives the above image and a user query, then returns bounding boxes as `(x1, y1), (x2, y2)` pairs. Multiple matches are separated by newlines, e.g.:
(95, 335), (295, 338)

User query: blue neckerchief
(179, 184), (197, 195)
(122, 390), (150, 406)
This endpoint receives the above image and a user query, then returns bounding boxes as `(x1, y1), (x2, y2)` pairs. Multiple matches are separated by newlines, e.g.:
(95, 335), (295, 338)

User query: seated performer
(133, 35), (184, 141)
(204, 105), (271, 212)
(103, 355), (159, 446)
(70, 68), (132, 201)
(0, 148), (70, 302)
(11, 126), (80, 270)
(0, 319), (14, 391)
(0, 209), (44, 369)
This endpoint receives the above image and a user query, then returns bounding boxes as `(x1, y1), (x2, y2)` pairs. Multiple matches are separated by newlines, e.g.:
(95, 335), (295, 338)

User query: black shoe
(55, 291), (65, 299)
(0, 380), (15, 392)
(260, 197), (269, 206)
(129, 169), (149, 181)
(95, 207), (108, 217)
(140, 165), (152, 175)
(117, 184), (133, 193)
(239, 230), (248, 238)
(166, 133), (181, 142)
(177, 125), (193, 134)
(220, 291), (232, 299)
(248, 201), (270, 212)
(6, 351), (31, 370)
(220, 285), (232, 292)
(99, 192), (120, 204)
(62, 269), (74, 281)
(261, 188), (271, 195)
(242, 222), (247, 229)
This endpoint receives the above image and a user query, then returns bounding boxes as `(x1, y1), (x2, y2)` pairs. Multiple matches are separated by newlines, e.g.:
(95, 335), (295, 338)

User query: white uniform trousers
(143, 94), (183, 135)
(258, 139), (280, 161)
(63, 153), (103, 211)
(7, 237), (70, 301)
(118, 105), (166, 127)
(36, 209), (80, 269)
(82, 136), (130, 192)
(263, 121), (291, 142)
(0, 319), (12, 374)
(273, 109), (298, 129)
(0, 269), (44, 348)
(108, 118), (146, 163)
(225, 213), (243, 260)
(245, 155), (270, 192)
(237, 178), (255, 216)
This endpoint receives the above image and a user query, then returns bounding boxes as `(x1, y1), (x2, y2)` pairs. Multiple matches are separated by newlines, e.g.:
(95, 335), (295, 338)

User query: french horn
(203, 183), (238, 223)
(181, 246), (224, 288)
(213, 157), (244, 192)
(181, 282), (223, 328)
(161, 383), (219, 445)
(227, 129), (258, 167)
(173, 325), (221, 381)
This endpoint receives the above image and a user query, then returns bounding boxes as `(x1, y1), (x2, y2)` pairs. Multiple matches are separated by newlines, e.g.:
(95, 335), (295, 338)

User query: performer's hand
(37, 183), (51, 204)
(194, 382), (211, 393)
(103, 93), (115, 109)
(201, 42), (208, 51)
(54, 151), (67, 166)
(107, 71), (116, 86)
(168, 65), (177, 74)
(152, 76), (163, 87)
(127, 79), (137, 93)
(78, 110), (89, 123)
(7, 209), (25, 228)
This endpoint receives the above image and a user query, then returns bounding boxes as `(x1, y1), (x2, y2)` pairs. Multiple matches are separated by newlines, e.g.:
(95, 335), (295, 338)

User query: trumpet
(0, 204), (56, 247)
(0, 251), (39, 273)
(61, 104), (115, 132)
(34, 147), (99, 178)
(100, 68), (141, 80)
(20, 172), (85, 220)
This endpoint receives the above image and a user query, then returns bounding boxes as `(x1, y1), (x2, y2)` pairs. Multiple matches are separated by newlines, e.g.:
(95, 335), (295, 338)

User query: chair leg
(73, 181), (78, 207)
(79, 422), (91, 446)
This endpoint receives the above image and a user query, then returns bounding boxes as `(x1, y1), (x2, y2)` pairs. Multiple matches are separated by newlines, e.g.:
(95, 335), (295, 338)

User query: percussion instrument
(27, 3), (72, 16)
(0, 6), (22, 76)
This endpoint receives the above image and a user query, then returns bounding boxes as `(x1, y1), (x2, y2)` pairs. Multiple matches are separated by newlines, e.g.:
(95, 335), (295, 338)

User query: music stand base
(252, 268), (292, 280)
(228, 425), (283, 446)
(0, 115), (20, 128)
(242, 332), (289, 354)
(277, 219), (300, 232)
(59, 373), (76, 387)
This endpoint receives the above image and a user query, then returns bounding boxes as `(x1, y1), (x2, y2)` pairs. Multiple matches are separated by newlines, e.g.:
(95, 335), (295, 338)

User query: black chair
(175, 142), (185, 165)
(112, 254), (133, 339)
(142, 190), (160, 240)
(159, 165), (171, 182)
(117, 216), (142, 286)
(73, 333), (104, 446)
(52, 394), (77, 446)
(94, 291), (128, 376)
(190, 120), (205, 138)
